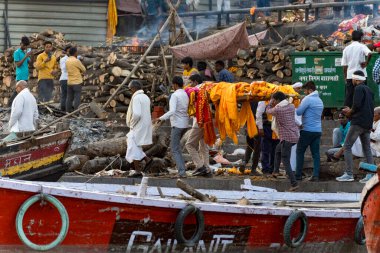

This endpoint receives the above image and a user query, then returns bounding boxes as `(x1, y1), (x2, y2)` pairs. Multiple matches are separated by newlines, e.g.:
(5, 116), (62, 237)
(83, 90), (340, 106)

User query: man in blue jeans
(295, 81), (324, 182)
(155, 76), (189, 178)
(337, 70), (374, 182)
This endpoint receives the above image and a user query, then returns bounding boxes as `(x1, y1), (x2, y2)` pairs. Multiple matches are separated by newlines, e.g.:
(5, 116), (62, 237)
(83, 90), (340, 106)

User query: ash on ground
(68, 119), (109, 151)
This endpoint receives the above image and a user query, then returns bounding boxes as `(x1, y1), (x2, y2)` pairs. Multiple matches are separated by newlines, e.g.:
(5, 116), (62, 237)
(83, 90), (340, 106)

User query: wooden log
(272, 62), (285, 72)
(71, 137), (127, 159)
(3, 76), (12, 87)
(118, 93), (125, 102)
(94, 96), (109, 103)
(237, 49), (250, 60)
(176, 179), (211, 202)
(235, 68), (246, 77)
(82, 85), (99, 91)
(276, 70), (284, 79)
(109, 99), (118, 108)
(89, 101), (108, 119)
(81, 57), (98, 67)
(113, 106), (128, 113)
(283, 68), (292, 77)
(279, 48), (293, 61)
(247, 68), (258, 79)
(237, 59), (246, 67)
(273, 55), (280, 63)
(64, 155), (90, 172)
(99, 73), (108, 84)
(81, 157), (131, 174)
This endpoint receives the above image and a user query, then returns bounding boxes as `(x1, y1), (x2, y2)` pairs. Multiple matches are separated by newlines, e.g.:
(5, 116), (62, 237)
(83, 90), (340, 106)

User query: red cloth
(170, 22), (250, 60)
(196, 84), (216, 146)
(374, 42), (380, 48)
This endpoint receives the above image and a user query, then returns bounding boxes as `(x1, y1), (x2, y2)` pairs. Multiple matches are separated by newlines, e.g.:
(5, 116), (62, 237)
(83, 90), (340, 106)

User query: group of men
(125, 74), (211, 178)
(8, 37), (87, 136)
(242, 81), (324, 191)
(324, 31), (380, 183)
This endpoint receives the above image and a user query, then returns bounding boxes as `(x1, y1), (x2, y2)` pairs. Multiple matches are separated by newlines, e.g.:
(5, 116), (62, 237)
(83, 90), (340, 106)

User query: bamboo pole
(102, 11), (175, 109)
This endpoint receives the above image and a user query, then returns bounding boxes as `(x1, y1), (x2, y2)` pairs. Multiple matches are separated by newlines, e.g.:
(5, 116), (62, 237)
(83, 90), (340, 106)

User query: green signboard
(291, 52), (380, 108)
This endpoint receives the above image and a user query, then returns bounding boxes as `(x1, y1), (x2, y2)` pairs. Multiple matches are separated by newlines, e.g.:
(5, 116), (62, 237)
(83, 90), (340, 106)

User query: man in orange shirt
(66, 47), (86, 112)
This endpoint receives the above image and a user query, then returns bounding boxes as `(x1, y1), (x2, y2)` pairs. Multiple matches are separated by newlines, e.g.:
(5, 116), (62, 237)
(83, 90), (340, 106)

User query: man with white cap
(9, 80), (39, 134)
(290, 82), (303, 172)
(337, 70), (374, 182)
(125, 80), (153, 178)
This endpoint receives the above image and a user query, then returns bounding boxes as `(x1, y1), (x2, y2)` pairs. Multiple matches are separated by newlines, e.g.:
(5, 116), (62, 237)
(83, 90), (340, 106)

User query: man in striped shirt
(266, 92), (300, 191)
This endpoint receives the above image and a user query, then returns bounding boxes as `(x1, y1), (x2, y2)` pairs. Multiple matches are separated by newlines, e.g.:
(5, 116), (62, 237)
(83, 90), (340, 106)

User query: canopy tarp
(170, 22), (250, 60)
(248, 30), (268, 46)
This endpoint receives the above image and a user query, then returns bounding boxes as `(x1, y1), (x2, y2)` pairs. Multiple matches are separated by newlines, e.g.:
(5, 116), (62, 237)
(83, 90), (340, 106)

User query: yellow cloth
(183, 68), (198, 77)
(107, 0), (118, 38)
(35, 52), (58, 80)
(66, 56), (86, 85)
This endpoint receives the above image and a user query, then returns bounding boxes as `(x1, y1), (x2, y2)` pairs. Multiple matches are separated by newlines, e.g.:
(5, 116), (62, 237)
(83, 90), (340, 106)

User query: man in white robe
(125, 80), (153, 177)
(9, 80), (39, 134)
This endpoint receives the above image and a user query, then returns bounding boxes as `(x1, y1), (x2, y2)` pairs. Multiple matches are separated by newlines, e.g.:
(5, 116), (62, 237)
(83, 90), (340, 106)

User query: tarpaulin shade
(170, 22), (250, 60)
(248, 30), (268, 46)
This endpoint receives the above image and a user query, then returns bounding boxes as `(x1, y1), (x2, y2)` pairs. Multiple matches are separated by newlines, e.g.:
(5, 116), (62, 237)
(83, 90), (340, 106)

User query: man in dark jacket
(336, 70), (374, 182)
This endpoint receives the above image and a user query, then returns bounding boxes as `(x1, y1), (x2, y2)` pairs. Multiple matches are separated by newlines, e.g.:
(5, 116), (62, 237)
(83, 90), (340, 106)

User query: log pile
(0, 29), (168, 118)
(234, 34), (339, 84)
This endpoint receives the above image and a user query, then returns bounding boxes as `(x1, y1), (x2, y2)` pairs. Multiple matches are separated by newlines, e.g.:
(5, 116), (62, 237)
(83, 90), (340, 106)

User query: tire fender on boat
(283, 210), (308, 248)
(15, 193), (69, 251)
(174, 204), (205, 247)
(354, 216), (366, 245)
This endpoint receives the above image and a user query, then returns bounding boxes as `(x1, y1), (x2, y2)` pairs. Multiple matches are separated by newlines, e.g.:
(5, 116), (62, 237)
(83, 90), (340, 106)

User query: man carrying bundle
(266, 91), (300, 191)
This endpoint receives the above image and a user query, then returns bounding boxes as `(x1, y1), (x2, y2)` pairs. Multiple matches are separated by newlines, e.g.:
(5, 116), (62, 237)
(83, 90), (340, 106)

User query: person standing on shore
(59, 45), (71, 111)
(125, 80), (153, 178)
(295, 81), (324, 182)
(65, 47), (86, 112)
(266, 91), (300, 191)
(336, 70), (374, 182)
(12, 36), (33, 106)
(155, 76), (189, 178)
(9, 81), (39, 134)
(35, 41), (58, 102)
(342, 30), (372, 107)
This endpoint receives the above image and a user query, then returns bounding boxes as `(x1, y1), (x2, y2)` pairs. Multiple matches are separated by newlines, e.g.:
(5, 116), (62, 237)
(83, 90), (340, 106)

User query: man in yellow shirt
(181, 57), (198, 86)
(35, 41), (58, 102)
(66, 47), (86, 112)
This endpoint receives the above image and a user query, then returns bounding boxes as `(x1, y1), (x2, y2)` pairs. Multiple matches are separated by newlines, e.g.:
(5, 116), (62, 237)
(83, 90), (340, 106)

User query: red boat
(0, 178), (364, 252)
(0, 130), (72, 181)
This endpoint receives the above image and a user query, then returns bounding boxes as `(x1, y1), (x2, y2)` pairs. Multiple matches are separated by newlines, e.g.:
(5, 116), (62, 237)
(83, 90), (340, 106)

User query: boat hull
(361, 174), (380, 253)
(0, 131), (71, 181)
(0, 179), (363, 252)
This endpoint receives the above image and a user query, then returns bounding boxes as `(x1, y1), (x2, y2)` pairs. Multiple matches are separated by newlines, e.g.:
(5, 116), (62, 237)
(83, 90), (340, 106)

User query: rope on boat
(174, 205), (205, 247)
(354, 216), (366, 245)
(283, 210), (308, 248)
(15, 193), (69, 251)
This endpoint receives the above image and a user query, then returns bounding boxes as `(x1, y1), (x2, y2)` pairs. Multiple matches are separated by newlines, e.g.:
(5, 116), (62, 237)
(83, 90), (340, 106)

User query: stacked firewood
(0, 29), (167, 118)
(234, 34), (340, 84)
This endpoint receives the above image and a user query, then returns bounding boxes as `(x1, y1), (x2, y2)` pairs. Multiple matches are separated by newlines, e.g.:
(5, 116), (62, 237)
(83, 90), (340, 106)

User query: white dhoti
(126, 131), (146, 163)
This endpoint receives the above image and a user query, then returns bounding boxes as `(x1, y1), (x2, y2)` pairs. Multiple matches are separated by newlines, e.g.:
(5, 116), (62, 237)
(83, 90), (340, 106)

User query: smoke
(131, 15), (220, 45)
